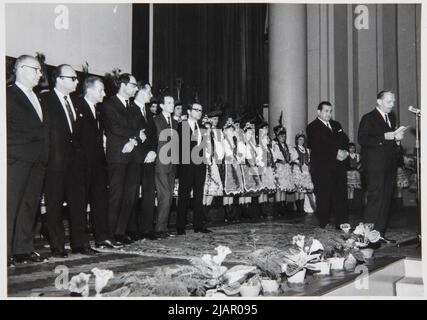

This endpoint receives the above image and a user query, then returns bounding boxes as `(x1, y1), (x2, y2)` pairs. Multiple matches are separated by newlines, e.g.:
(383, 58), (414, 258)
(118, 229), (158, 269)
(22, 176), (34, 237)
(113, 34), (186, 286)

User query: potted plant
(281, 235), (323, 284)
(341, 223), (382, 260)
(240, 275), (261, 297)
(248, 247), (284, 294)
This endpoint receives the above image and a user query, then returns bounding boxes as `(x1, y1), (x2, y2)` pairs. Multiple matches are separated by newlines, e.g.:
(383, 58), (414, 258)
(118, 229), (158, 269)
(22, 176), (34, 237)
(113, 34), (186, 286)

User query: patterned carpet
(114, 220), (417, 263)
(7, 209), (420, 297)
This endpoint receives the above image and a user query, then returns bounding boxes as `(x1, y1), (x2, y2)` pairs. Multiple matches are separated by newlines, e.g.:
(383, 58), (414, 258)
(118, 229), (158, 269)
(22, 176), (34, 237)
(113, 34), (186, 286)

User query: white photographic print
(0, 0), (424, 302)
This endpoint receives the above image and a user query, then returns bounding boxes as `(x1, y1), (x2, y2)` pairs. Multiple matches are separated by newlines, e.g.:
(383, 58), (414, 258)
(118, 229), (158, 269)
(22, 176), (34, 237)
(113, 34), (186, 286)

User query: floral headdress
(243, 122), (255, 132)
(295, 131), (307, 146)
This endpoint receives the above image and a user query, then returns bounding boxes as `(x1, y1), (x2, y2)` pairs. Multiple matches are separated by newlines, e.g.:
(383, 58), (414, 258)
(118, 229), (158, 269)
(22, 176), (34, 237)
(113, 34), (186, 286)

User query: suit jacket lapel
(316, 118), (332, 136)
(12, 85), (43, 123)
(52, 91), (73, 134)
(83, 99), (98, 128)
(374, 108), (392, 131)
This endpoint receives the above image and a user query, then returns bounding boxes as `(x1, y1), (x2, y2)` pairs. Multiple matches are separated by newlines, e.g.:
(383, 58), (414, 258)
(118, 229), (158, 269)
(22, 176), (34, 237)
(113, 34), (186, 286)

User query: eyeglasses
(60, 75), (78, 82)
(128, 82), (138, 87)
(192, 109), (202, 112)
(21, 65), (42, 73)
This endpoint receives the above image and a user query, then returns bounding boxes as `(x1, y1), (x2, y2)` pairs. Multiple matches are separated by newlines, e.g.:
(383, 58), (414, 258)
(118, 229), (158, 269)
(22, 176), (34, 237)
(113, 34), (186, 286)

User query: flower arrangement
(239, 274), (262, 297)
(281, 235), (323, 282)
(68, 273), (91, 297)
(351, 223), (382, 247)
(189, 245), (232, 287)
(91, 268), (114, 297)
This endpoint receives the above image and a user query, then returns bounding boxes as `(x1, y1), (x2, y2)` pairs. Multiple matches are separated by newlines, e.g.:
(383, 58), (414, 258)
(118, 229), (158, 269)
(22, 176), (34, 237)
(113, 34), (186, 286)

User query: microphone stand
(397, 111), (421, 248)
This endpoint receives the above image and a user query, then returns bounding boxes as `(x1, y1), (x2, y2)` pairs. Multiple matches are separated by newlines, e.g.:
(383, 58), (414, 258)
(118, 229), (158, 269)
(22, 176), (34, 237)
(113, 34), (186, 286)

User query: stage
(7, 206), (420, 297)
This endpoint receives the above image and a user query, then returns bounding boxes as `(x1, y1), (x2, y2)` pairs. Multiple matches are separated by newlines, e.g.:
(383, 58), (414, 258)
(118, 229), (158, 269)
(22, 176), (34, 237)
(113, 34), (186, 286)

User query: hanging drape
(152, 3), (268, 115)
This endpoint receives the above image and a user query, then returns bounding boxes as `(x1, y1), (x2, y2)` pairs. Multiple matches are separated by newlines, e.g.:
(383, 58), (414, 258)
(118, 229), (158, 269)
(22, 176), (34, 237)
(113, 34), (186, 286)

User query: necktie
(63, 96), (75, 131)
(125, 100), (130, 109)
(27, 89), (43, 121)
(385, 113), (391, 128)
(327, 122), (332, 131)
(232, 136), (238, 159)
(94, 107), (100, 130)
(195, 122), (201, 145)
(210, 130), (216, 157)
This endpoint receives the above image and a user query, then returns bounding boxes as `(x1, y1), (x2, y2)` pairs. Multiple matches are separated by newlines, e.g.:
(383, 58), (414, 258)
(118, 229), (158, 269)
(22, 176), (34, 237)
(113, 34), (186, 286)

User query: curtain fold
(152, 3), (268, 115)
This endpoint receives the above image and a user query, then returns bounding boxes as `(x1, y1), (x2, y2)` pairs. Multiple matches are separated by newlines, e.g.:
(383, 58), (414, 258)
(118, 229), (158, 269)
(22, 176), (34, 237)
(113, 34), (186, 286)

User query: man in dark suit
(153, 95), (179, 238)
(358, 90), (403, 241)
(7, 55), (49, 266)
(176, 103), (211, 235)
(128, 84), (158, 240)
(42, 64), (95, 257)
(76, 76), (117, 249)
(307, 101), (349, 229)
(100, 73), (144, 245)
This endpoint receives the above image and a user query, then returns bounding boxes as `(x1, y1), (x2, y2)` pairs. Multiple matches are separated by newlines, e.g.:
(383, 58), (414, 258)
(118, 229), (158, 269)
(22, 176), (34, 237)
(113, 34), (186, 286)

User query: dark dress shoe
(366, 241), (381, 249)
(156, 231), (174, 238)
(194, 228), (213, 234)
(96, 240), (121, 249)
(380, 236), (397, 244)
(52, 250), (68, 258)
(8, 257), (15, 267)
(72, 247), (98, 255)
(115, 235), (133, 244)
(140, 233), (158, 240)
(14, 252), (46, 263)
(176, 229), (186, 236)
(128, 233), (142, 241)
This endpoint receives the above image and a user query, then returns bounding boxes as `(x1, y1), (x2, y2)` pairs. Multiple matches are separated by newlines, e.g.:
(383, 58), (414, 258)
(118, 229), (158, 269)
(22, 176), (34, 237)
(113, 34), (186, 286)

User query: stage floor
(7, 207), (420, 297)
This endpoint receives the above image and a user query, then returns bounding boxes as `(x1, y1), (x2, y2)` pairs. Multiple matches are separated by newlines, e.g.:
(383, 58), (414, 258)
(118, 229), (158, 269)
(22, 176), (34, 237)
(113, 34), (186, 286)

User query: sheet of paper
(394, 126), (408, 135)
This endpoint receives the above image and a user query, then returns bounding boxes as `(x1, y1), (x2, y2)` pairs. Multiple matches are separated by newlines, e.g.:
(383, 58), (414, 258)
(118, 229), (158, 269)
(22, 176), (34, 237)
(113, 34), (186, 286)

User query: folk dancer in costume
(222, 121), (245, 221)
(272, 126), (295, 216)
(346, 142), (362, 212)
(290, 132), (314, 215)
(241, 122), (263, 219)
(202, 111), (225, 221)
(233, 116), (247, 219)
(393, 144), (410, 213)
(257, 121), (278, 217)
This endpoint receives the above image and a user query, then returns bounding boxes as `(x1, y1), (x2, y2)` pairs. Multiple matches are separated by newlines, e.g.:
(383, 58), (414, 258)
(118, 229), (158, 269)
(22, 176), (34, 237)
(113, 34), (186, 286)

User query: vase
(239, 284), (261, 297)
(313, 261), (330, 275)
(360, 248), (374, 259)
(328, 257), (345, 270)
(261, 279), (280, 294)
(206, 289), (227, 298)
(287, 269), (306, 284)
(344, 254), (357, 271)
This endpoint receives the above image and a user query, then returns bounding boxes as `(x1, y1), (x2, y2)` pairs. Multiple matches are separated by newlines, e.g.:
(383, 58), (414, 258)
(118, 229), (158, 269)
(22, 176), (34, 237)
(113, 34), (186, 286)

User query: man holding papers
(358, 90), (404, 243)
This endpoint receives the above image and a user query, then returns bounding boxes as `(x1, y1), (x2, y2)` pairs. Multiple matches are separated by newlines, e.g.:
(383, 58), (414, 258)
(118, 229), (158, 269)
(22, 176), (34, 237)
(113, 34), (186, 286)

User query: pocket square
(338, 129), (343, 132)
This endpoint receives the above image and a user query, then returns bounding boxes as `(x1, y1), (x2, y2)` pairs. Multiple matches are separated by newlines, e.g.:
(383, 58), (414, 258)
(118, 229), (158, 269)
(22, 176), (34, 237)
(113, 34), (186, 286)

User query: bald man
(42, 64), (95, 257)
(7, 55), (49, 266)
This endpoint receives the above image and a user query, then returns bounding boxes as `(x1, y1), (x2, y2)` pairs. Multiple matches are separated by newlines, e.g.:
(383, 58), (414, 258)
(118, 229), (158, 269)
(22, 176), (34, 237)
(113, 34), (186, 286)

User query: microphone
(408, 106), (421, 115)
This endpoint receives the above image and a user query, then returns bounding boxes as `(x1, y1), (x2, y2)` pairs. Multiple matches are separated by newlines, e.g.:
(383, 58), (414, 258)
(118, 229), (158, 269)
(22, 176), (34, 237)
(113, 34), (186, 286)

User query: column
(268, 3), (307, 144)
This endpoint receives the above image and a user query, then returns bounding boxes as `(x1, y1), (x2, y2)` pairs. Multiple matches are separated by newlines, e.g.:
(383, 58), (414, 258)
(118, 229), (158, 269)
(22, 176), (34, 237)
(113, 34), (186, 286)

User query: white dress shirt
(318, 117), (332, 131)
(188, 118), (202, 145)
(84, 97), (97, 119)
(116, 94), (129, 108)
(15, 81), (43, 121)
(54, 88), (76, 132)
(134, 100), (147, 118)
(376, 107), (392, 127)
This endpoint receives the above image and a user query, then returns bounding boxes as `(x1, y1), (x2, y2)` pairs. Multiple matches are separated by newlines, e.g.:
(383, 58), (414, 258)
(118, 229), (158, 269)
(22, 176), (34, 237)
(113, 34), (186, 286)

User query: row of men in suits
(8, 56), (109, 265)
(306, 92), (404, 246)
(7, 55), (211, 266)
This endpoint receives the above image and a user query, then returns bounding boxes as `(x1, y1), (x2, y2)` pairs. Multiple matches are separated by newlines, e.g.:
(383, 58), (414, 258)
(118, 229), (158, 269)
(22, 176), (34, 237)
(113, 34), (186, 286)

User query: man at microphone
(358, 90), (404, 245)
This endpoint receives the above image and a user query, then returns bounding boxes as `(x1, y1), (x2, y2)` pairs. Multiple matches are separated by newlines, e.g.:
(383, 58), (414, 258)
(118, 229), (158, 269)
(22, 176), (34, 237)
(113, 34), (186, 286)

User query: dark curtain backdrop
(152, 3), (268, 115)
